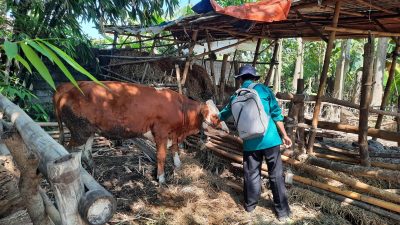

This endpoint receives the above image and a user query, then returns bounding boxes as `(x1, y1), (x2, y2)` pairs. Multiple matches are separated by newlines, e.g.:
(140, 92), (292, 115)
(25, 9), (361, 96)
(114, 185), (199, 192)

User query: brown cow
(53, 81), (227, 183)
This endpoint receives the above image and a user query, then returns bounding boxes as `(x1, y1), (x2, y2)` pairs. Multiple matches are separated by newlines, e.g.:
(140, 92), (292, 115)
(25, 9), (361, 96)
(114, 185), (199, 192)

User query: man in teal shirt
(219, 65), (292, 222)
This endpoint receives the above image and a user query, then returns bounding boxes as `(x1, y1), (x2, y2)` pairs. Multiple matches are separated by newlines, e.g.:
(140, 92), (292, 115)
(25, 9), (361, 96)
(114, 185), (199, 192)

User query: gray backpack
(231, 83), (270, 140)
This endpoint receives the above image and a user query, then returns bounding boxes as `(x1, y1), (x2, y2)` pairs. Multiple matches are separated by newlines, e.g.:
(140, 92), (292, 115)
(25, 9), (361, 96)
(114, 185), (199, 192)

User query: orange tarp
(210, 0), (292, 22)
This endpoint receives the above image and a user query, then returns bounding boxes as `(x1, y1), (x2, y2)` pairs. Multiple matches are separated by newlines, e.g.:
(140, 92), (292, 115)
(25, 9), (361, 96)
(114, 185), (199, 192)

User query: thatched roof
(104, 0), (400, 41)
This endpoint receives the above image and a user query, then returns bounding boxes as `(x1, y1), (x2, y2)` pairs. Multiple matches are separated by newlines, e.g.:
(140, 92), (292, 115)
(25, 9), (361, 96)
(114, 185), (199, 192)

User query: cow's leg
(155, 138), (168, 184)
(171, 143), (181, 169)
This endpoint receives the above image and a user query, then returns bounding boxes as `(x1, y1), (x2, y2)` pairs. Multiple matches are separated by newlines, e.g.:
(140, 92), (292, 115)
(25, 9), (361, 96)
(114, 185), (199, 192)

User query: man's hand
(282, 135), (292, 149)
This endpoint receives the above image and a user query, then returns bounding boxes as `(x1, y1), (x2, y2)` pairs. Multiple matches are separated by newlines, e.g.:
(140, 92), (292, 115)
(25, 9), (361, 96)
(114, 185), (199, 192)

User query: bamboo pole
(304, 119), (400, 142)
(374, 41), (400, 133)
(296, 183), (400, 221)
(359, 35), (374, 166)
(281, 155), (400, 204)
(264, 40), (279, 85)
(307, 156), (400, 183)
(293, 175), (400, 213)
(324, 26), (400, 37)
(219, 54), (229, 104)
(307, 0), (342, 154)
(276, 93), (400, 118)
(181, 30), (198, 85)
(252, 38), (262, 67)
(296, 79), (305, 154)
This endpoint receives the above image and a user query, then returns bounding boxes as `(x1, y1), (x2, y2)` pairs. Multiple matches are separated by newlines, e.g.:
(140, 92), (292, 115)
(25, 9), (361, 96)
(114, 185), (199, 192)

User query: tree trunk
(292, 38), (304, 92)
(333, 39), (351, 100)
(273, 39), (283, 93)
(370, 38), (389, 107)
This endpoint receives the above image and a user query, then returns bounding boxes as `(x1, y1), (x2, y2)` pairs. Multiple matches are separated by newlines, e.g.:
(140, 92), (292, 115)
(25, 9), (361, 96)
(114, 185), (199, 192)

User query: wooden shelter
(101, 0), (400, 167)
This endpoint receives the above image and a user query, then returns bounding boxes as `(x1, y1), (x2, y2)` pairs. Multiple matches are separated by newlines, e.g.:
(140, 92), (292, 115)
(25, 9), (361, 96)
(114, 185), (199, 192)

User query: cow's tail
(53, 95), (64, 145)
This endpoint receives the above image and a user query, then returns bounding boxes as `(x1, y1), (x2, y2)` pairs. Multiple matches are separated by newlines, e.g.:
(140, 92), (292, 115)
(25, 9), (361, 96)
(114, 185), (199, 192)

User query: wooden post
(252, 38), (262, 66)
(374, 41), (399, 132)
(358, 35), (374, 167)
(219, 54), (229, 104)
(206, 30), (219, 101)
(181, 30), (198, 85)
(296, 79), (306, 154)
(48, 153), (86, 225)
(150, 34), (160, 55)
(175, 64), (182, 94)
(306, 0), (342, 154)
(264, 40), (279, 85)
(233, 61), (240, 89)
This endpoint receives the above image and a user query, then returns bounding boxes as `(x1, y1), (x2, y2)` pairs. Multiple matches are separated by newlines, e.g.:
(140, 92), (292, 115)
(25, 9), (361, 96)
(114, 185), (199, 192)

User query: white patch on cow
(173, 152), (181, 168)
(205, 100), (230, 133)
(143, 131), (155, 142)
(167, 139), (172, 148)
(158, 173), (166, 184)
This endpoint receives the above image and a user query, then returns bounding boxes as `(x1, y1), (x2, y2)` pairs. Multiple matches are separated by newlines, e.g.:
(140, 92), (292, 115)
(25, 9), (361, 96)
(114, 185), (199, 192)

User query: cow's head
(200, 100), (229, 133)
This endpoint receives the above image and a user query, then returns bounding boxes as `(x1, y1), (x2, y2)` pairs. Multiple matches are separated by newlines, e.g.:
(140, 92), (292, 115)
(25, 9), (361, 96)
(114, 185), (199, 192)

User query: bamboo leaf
(15, 55), (32, 73)
(37, 42), (82, 93)
(4, 40), (18, 59)
(27, 40), (54, 62)
(20, 42), (56, 90)
(39, 40), (104, 87)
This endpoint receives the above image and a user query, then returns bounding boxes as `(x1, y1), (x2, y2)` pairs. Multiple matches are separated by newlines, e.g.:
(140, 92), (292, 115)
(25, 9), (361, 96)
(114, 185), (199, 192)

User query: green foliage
(0, 39), (102, 90)
(0, 75), (49, 121)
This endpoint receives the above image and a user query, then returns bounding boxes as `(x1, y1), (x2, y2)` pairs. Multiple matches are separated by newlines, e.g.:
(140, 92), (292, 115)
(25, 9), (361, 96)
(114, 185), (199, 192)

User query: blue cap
(234, 65), (260, 79)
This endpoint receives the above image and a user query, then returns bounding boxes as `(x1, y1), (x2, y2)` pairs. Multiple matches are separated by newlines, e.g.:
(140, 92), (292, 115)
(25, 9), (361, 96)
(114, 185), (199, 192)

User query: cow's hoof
(173, 153), (181, 169)
(158, 173), (166, 184)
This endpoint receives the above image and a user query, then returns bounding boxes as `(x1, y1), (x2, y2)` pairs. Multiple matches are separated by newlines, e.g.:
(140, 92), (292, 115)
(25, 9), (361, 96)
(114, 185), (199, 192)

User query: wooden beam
(219, 54), (229, 104)
(374, 41), (400, 131)
(324, 26), (400, 37)
(295, 10), (328, 43)
(353, 0), (397, 14)
(307, 0), (342, 154)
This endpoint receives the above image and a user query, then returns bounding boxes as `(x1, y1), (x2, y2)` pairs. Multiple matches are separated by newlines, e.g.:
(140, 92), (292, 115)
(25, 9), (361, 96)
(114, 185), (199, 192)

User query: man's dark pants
(243, 145), (291, 218)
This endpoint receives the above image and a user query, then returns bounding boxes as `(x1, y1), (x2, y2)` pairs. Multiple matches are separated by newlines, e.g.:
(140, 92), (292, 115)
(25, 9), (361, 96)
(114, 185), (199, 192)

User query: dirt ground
(90, 135), (397, 225)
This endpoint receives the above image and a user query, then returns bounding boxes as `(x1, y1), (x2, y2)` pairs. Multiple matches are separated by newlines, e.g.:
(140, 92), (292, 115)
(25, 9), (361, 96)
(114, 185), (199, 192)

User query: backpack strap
(247, 83), (259, 89)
